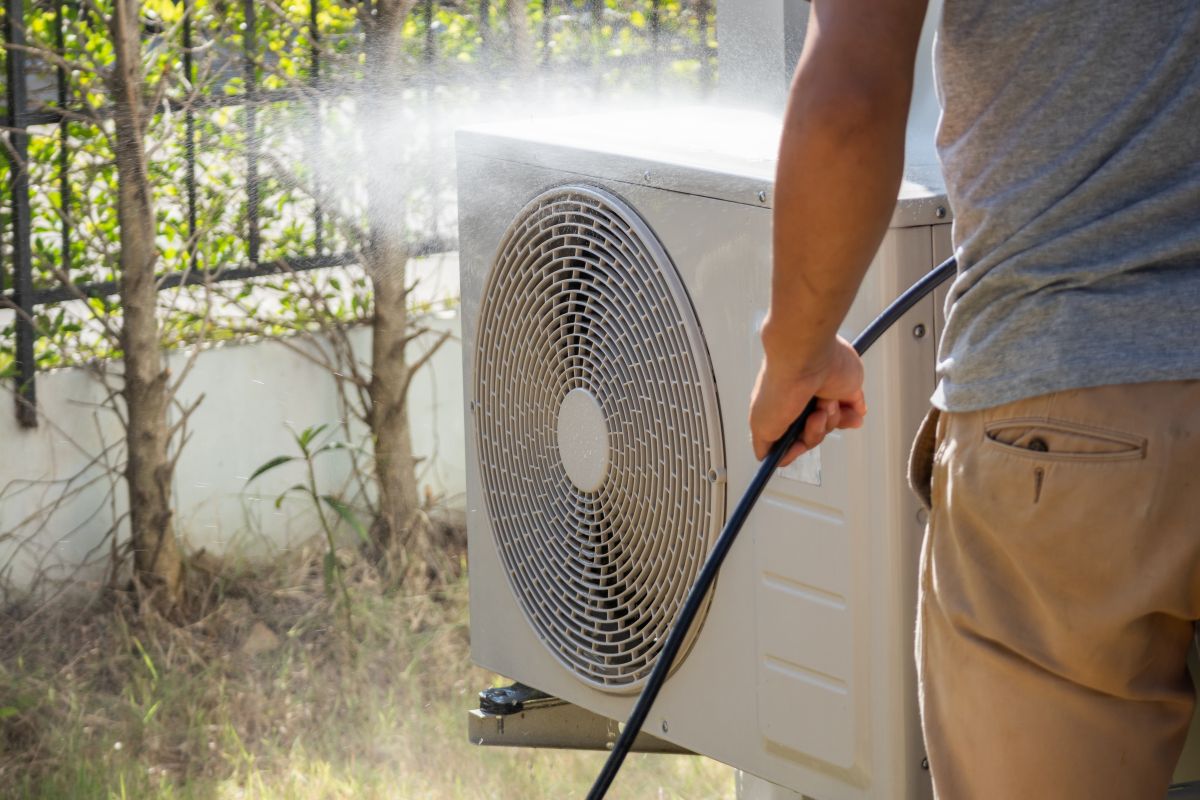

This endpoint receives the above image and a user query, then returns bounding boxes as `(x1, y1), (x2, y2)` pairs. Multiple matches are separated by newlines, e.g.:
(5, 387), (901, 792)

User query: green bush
(0, 0), (717, 375)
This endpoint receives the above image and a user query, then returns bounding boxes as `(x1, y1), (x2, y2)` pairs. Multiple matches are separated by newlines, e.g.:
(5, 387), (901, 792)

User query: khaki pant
(909, 381), (1200, 799)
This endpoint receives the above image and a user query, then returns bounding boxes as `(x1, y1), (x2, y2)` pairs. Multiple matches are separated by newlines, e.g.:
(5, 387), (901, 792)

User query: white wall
(0, 302), (464, 594)
(717, 0), (944, 167)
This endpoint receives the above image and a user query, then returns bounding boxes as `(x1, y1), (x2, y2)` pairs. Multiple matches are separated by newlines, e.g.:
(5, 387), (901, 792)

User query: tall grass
(0, 542), (734, 799)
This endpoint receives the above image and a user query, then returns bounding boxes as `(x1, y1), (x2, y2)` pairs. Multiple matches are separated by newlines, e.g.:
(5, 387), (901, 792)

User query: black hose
(586, 255), (957, 800)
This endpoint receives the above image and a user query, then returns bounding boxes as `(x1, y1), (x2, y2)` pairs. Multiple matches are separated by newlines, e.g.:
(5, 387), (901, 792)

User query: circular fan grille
(473, 185), (725, 692)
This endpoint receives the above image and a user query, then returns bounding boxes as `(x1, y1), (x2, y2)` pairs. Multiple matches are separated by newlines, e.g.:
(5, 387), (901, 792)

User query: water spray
(586, 255), (958, 800)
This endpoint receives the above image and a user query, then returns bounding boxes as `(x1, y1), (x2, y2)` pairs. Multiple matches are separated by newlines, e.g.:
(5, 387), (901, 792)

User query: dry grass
(0, 541), (735, 799)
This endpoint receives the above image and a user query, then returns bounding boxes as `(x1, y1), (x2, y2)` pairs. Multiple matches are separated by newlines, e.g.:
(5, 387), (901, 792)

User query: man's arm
(749, 0), (930, 465)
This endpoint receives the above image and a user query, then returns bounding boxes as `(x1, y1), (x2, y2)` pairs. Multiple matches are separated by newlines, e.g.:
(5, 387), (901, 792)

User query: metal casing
(458, 106), (948, 799)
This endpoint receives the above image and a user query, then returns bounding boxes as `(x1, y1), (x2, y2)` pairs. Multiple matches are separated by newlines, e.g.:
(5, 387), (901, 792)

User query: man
(748, 1), (1200, 797)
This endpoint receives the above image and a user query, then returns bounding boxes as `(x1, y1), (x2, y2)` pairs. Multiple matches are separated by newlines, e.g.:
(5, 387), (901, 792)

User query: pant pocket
(908, 407), (941, 512)
(982, 417), (1146, 462)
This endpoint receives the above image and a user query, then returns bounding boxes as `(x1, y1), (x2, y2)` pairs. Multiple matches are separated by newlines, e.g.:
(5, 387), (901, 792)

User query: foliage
(0, 0), (717, 375)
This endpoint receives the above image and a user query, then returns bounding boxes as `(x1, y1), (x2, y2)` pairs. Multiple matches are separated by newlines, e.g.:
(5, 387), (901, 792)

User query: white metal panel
(743, 226), (937, 798)
(931, 223), (954, 350)
(456, 108), (948, 228)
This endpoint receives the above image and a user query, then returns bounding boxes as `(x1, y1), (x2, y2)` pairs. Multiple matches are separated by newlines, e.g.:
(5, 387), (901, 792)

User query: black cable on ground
(586, 256), (958, 800)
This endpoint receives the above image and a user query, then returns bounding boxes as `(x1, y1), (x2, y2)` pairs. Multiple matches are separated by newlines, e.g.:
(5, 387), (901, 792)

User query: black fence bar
(183, 0), (198, 265)
(2, 235), (456, 307)
(55, 1), (71, 276)
(650, 0), (661, 88)
(243, 0), (260, 264)
(19, 85), (344, 128)
(309, 0), (323, 254)
(540, 0), (549, 65)
(650, 0), (660, 52)
(478, 0), (488, 58)
(4, 0), (38, 428)
(423, 0), (435, 64)
(0, 187), (5, 296)
(698, 0), (713, 90)
(18, 251), (359, 305)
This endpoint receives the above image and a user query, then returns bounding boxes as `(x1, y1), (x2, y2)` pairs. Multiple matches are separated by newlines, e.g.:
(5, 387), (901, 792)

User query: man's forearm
(763, 1), (927, 370)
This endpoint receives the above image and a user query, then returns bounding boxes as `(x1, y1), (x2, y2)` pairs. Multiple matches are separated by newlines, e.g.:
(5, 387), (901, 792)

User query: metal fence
(0, 0), (716, 427)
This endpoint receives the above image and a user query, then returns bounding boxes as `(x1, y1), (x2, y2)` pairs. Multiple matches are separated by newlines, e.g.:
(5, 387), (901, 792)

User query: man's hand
(750, 336), (866, 467)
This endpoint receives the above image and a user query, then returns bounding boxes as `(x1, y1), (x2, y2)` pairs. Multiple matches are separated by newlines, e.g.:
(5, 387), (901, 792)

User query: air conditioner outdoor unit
(455, 95), (1200, 796)
(456, 105), (951, 799)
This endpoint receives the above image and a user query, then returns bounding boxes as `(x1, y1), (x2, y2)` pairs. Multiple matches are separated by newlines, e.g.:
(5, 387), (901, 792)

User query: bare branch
(0, 41), (104, 78)
(397, 327), (451, 402)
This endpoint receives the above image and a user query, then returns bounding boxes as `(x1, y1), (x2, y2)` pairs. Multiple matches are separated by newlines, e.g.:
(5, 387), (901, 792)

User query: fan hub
(557, 388), (610, 493)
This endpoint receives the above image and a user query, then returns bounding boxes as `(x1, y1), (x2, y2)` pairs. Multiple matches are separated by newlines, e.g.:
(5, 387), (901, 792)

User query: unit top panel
(457, 106), (949, 228)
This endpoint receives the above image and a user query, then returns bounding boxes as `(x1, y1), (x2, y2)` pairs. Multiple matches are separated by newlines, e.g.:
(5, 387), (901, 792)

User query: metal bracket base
(468, 683), (692, 754)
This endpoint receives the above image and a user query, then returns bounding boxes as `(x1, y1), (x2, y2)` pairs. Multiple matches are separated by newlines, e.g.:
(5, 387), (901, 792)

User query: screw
(661, 720), (669, 734)
(921, 757), (930, 770)
(643, 170), (652, 182)
(935, 206), (947, 219)
(913, 323), (926, 339)
(757, 190), (767, 204)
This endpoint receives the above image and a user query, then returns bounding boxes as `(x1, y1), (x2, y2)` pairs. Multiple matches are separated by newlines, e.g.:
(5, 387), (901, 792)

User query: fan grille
(473, 185), (724, 692)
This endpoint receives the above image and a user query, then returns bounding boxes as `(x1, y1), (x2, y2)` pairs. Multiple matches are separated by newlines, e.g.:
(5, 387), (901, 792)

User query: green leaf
(274, 483), (310, 509)
(132, 637), (158, 683)
(246, 455), (298, 484)
(297, 424), (328, 452)
(322, 495), (369, 544)
(143, 700), (161, 724)
(0, 707), (19, 720)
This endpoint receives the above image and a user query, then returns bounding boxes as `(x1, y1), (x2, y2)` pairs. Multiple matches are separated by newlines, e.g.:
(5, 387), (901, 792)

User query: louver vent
(473, 185), (725, 692)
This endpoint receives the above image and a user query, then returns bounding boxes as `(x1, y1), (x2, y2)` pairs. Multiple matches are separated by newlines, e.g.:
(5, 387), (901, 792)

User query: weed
(0, 542), (734, 799)
(247, 424), (369, 631)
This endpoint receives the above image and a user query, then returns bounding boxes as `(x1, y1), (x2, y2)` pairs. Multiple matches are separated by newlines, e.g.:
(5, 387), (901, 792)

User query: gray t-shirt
(931, 1), (1200, 412)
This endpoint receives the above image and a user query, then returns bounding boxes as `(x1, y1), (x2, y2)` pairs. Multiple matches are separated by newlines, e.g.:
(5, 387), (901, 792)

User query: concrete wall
(0, 305), (464, 593)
